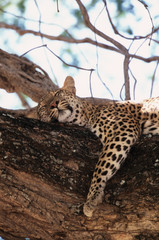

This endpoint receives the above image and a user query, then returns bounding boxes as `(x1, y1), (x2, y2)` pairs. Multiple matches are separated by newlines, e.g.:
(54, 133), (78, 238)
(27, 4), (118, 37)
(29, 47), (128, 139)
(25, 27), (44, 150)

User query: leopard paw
(83, 192), (104, 217)
(83, 201), (95, 217)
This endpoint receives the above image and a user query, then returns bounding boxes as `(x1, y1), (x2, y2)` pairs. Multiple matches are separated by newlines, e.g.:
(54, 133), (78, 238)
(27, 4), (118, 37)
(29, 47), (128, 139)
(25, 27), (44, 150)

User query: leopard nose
(50, 101), (59, 109)
(50, 102), (56, 109)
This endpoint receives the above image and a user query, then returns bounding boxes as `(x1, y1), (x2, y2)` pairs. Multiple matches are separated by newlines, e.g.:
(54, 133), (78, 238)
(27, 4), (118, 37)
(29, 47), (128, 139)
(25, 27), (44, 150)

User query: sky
(0, 0), (159, 110)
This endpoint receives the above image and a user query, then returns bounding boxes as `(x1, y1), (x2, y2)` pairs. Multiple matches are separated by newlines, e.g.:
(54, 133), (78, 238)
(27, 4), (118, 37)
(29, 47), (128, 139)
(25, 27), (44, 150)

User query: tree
(0, 0), (159, 102)
(0, 1), (159, 239)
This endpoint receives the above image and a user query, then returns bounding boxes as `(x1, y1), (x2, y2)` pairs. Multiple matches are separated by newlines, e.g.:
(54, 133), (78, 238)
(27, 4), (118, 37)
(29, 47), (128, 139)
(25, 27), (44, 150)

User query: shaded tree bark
(0, 111), (159, 240)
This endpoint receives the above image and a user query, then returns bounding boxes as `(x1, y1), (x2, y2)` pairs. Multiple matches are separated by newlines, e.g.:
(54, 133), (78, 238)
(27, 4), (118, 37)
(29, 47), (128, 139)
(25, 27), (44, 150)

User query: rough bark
(0, 111), (159, 240)
(0, 49), (57, 103)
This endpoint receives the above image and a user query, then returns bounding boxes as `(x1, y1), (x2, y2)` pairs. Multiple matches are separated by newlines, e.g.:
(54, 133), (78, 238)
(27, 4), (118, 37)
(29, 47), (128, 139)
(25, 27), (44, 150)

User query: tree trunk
(0, 111), (159, 240)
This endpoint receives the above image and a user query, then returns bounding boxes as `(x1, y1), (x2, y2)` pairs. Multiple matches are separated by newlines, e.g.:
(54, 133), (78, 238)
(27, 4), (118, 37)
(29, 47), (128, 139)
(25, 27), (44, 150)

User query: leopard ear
(62, 76), (76, 95)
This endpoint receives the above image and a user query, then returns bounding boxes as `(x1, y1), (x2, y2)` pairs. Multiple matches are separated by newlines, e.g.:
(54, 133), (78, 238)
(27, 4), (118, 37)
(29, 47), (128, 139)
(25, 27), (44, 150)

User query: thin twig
(20, 44), (47, 57)
(129, 68), (137, 100)
(34, 0), (58, 83)
(57, 0), (59, 12)
(20, 44), (94, 72)
(120, 83), (125, 101)
(89, 70), (94, 100)
(93, 4), (114, 100)
(129, 38), (149, 65)
(45, 45), (95, 72)
(20, 46), (55, 82)
(138, 0), (154, 45)
(102, 0), (156, 42)
(102, 0), (135, 41)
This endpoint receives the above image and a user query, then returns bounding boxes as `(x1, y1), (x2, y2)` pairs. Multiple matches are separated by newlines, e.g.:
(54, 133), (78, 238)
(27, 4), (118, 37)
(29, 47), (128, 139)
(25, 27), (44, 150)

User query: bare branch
(129, 54), (159, 63)
(0, 49), (57, 102)
(102, 0), (134, 41)
(45, 46), (94, 72)
(103, 0), (156, 43)
(120, 83), (125, 100)
(0, 23), (120, 52)
(89, 70), (94, 101)
(0, 48), (118, 112)
(92, 12), (115, 100)
(75, 0), (127, 53)
(129, 68), (137, 100)
(56, 0), (60, 12)
(137, 0), (154, 45)
(1, 22), (158, 65)
(123, 56), (130, 100)
(20, 44), (47, 57)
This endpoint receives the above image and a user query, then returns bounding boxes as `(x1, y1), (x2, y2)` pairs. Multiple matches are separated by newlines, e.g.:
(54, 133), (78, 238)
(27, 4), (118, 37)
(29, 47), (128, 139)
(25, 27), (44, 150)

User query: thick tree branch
(0, 49), (57, 102)
(0, 112), (159, 240)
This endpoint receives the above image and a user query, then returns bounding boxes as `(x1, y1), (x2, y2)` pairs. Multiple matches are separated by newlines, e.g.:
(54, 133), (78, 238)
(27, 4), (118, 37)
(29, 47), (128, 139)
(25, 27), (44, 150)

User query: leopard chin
(58, 109), (73, 123)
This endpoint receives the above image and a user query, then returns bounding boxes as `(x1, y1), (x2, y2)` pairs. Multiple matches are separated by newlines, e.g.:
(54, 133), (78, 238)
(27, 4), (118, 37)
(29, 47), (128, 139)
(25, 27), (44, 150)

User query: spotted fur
(38, 76), (159, 217)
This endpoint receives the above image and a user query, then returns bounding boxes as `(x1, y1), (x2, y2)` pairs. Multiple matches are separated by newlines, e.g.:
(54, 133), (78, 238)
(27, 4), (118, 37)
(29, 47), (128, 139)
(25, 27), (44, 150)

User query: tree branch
(124, 55), (131, 100)
(0, 112), (159, 240)
(0, 49), (57, 102)
(75, 0), (127, 53)
(1, 23), (159, 64)
(0, 49), (118, 115)
(0, 22), (121, 53)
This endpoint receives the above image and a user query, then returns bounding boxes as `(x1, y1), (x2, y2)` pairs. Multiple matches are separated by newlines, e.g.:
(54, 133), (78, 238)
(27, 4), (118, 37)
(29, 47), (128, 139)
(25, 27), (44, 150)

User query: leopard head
(38, 76), (88, 126)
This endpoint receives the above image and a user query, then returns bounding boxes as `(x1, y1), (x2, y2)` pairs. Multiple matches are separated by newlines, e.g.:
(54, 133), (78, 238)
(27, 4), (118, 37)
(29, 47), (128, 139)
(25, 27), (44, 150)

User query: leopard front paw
(83, 192), (104, 217)
(83, 200), (95, 217)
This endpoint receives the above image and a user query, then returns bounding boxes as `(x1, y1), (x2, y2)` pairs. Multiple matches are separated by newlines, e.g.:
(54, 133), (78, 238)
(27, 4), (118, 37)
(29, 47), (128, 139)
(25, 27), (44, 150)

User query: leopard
(37, 76), (159, 217)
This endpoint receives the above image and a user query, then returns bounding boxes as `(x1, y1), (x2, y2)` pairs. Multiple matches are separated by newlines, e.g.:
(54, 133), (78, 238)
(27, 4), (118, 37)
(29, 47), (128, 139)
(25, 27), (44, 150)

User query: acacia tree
(0, 1), (159, 240)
